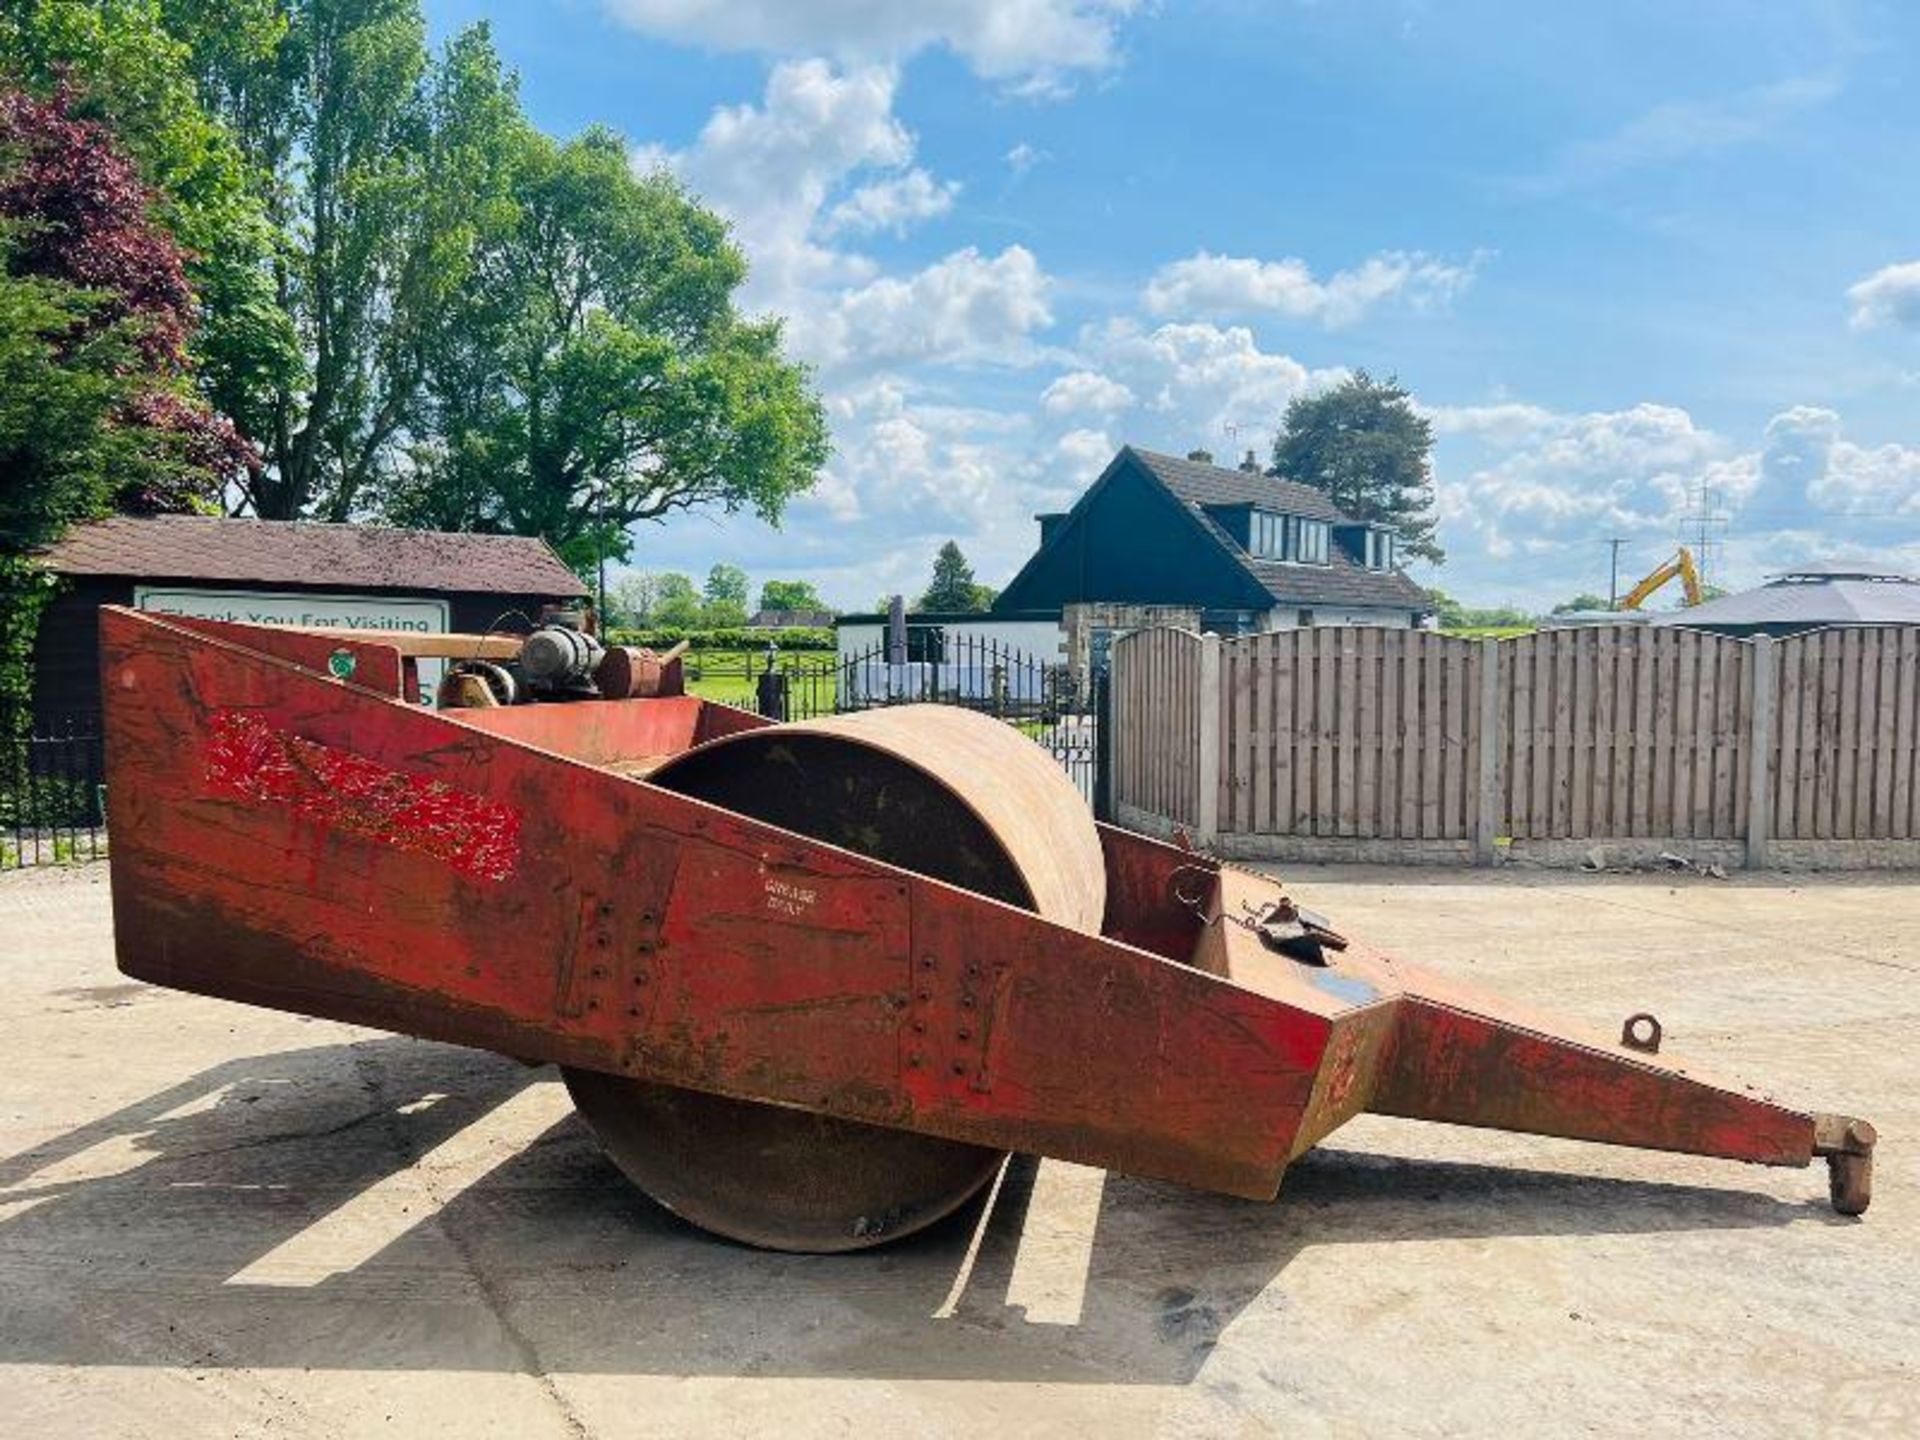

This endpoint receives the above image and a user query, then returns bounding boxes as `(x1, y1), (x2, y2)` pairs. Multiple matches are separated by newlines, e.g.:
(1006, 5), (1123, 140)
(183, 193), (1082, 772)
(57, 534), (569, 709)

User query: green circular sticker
(327, 648), (358, 680)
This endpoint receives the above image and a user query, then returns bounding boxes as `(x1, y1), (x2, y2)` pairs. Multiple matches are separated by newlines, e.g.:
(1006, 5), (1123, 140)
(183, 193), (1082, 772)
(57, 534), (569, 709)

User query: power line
(1676, 478), (1730, 591)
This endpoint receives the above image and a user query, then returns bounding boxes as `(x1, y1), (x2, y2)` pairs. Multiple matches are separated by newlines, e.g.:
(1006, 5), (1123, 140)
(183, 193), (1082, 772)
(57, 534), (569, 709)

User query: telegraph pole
(1606, 537), (1628, 611)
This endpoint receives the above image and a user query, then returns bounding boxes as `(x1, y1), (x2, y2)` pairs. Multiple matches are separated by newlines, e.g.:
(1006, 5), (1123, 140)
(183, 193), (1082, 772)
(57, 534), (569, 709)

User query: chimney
(1186, 448), (1214, 464)
(1037, 511), (1067, 547)
(1239, 449), (1261, 473)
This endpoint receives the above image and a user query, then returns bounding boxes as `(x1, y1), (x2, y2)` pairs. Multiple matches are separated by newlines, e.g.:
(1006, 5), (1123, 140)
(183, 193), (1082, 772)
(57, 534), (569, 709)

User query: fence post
(1092, 666), (1114, 823)
(1474, 637), (1501, 865)
(1197, 632), (1221, 846)
(1746, 635), (1775, 870)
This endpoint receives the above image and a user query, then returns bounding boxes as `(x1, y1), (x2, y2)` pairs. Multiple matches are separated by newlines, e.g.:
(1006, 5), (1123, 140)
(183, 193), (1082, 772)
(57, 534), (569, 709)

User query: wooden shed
(30, 515), (587, 732)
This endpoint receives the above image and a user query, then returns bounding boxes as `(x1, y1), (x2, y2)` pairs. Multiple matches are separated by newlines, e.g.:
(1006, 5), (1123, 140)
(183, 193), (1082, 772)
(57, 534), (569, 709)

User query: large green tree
(1270, 371), (1443, 565)
(386, 120), (829, 569)
(918, 541), (994, 613)
(159, 0), (522, 520)
(54, 1), (827, 559)
(0, 87), (255, 724)
(759, 578), (825, 614)
(0, 0), (301, 443)
(651, 572), (701, 628)
(700, 563), (749, 625)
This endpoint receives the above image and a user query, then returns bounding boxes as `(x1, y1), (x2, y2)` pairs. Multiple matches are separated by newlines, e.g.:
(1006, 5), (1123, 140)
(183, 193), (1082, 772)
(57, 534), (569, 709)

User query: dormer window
(1293, 519), (1329, 565)
(1248, 510), (1330, 565)
(1365, 529), (1396, 571)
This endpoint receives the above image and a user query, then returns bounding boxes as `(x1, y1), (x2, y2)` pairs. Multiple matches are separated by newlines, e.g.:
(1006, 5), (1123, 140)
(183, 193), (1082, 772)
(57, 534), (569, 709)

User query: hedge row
(603, 625), (836, 652)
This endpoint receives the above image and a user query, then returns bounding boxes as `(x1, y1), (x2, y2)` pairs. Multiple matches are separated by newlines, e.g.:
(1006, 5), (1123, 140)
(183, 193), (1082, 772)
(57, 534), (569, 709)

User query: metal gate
(751, 635), (1108, 814)
(2, 716), (108, 869)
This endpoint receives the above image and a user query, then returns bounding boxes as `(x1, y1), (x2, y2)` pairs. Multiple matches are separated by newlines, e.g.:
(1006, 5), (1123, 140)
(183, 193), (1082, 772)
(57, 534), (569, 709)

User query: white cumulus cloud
(661, 59), (914, 302)
(1438, 403), (1734, 559)
(1054, 428), (1117, 487)
(1079, 318), (1341, 445)
(1847, 260), (1920, 331)
(804, 245), (1055, 371)
(824, 168), (960, 236)
(1144, 250), (1484, 328)
(601, 0), (1140, 91)
(1040, 370), (1135, 416)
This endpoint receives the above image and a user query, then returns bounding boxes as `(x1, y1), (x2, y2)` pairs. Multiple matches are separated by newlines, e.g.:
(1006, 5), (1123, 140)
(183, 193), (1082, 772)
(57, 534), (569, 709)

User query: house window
(1292, 519), (1329, 565)
(1365, 530), (1396, 570)
(1247, 511), (1330, 564)
(1298, 609), (1315, 627)
(1250, 510), (1283, 559)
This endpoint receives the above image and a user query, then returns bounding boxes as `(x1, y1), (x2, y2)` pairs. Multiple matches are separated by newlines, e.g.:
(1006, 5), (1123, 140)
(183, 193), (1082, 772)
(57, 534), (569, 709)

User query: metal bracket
(1619, 1012), (1663, 1054)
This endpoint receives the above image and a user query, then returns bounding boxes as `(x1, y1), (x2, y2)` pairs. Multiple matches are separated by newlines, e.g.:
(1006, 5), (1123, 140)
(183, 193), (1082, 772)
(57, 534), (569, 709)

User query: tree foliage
(759, 578), (826, 614)
(918, 541), (994, 613)
(0, 1), (301, 439)
(651, 572), (702, 628)
(1551, 593), (1610, 615)
(1423, 588), (1533, 632)
(700, 563), (749, 625)
(386, 118), (829, 568)
(154, 2), (827, 550)
(0, 85), (254, 722)
(1270, 371), (1443, 565)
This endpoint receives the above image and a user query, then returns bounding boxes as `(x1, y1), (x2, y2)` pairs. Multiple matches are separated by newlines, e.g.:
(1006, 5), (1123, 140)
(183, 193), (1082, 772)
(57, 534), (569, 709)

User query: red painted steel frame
(100, 608), (1854, 1206)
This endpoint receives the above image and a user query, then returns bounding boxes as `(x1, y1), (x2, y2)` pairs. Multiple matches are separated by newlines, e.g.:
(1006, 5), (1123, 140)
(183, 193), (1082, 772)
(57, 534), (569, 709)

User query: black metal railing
(2, 719), (107, 869)
(757, 636), (1106, 806)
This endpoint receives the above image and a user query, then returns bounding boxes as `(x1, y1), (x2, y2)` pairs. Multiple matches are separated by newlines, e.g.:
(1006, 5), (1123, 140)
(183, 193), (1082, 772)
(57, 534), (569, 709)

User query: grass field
(1442, 625), (1536, 639)
(681, 649), (838, 709)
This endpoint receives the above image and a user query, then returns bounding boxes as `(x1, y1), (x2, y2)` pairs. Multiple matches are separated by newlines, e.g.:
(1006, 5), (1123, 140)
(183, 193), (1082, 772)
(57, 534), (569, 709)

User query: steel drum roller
(563, 704), (1107, 1251)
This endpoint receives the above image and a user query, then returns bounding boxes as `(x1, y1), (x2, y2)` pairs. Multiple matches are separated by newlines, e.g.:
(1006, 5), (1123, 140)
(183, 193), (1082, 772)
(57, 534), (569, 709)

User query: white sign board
(133, 587), (451, 704)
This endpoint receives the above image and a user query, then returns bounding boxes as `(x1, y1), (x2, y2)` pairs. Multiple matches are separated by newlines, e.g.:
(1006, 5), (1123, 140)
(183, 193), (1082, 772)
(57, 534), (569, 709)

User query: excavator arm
(1620, 546), (1703, 610)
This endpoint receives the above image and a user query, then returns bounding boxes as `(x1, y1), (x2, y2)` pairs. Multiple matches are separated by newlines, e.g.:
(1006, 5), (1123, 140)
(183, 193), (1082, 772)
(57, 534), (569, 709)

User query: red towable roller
(98, 607), (1874, 1251)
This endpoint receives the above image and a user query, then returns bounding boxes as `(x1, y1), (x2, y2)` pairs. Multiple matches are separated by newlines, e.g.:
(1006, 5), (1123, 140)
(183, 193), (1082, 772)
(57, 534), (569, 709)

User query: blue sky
(423, 0), (1920, 611)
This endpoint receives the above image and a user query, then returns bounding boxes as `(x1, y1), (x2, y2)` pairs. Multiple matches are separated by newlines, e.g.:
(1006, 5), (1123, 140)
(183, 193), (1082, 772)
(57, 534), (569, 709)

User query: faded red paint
(97, 606), (1867, 1218)
(203, 710), (520, 881)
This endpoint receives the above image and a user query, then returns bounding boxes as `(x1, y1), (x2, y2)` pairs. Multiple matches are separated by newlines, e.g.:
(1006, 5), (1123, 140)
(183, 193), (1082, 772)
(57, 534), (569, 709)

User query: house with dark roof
(995, 446), (1430, 678)
(1652, 564), (1920, 637)
(29, 514), (587, 730)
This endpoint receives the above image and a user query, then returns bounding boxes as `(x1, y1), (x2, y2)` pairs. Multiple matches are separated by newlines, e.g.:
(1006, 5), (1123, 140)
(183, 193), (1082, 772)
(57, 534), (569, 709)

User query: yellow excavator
(1620, 546), (1704, 609)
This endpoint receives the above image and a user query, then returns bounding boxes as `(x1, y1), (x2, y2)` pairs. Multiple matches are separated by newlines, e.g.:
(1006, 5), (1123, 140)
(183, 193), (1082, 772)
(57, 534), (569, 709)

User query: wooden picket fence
(1110, 623), (1920, 864)
(1111, 617), (1203, 827)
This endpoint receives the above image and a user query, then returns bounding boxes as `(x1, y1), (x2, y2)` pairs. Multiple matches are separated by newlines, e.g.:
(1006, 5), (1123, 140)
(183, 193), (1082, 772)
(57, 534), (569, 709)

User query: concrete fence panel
(1111, 622), (1920, 869)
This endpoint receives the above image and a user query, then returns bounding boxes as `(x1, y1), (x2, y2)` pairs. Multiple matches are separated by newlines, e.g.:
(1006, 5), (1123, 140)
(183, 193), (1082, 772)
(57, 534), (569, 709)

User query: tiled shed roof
(39, 515), (587, 597)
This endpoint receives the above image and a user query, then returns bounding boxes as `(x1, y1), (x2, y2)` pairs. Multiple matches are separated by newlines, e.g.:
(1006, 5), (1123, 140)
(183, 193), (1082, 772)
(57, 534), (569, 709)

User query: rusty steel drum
(562, 704), (1107, 1251)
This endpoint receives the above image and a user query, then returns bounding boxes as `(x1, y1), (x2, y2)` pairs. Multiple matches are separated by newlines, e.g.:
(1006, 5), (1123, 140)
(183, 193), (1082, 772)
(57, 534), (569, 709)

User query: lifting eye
(1620, 1012), (1663, 1054)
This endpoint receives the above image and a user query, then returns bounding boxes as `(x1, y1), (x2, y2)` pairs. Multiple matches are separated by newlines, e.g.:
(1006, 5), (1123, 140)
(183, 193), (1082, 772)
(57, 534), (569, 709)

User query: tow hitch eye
(1814, 1114), (1876, 1216)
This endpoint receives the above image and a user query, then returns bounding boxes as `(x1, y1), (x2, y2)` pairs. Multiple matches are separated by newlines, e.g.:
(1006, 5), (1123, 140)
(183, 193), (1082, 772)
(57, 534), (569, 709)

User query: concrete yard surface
(2, 862), (1915, 1437)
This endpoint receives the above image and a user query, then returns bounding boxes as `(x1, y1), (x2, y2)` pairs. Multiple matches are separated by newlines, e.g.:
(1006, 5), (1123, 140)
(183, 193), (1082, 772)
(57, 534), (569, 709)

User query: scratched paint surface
(203, 710), (521, 881)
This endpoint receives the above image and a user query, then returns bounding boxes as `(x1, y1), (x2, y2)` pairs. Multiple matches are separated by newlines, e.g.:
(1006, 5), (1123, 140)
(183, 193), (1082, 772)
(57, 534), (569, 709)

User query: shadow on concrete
(0, 1035), (1834, 1384)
